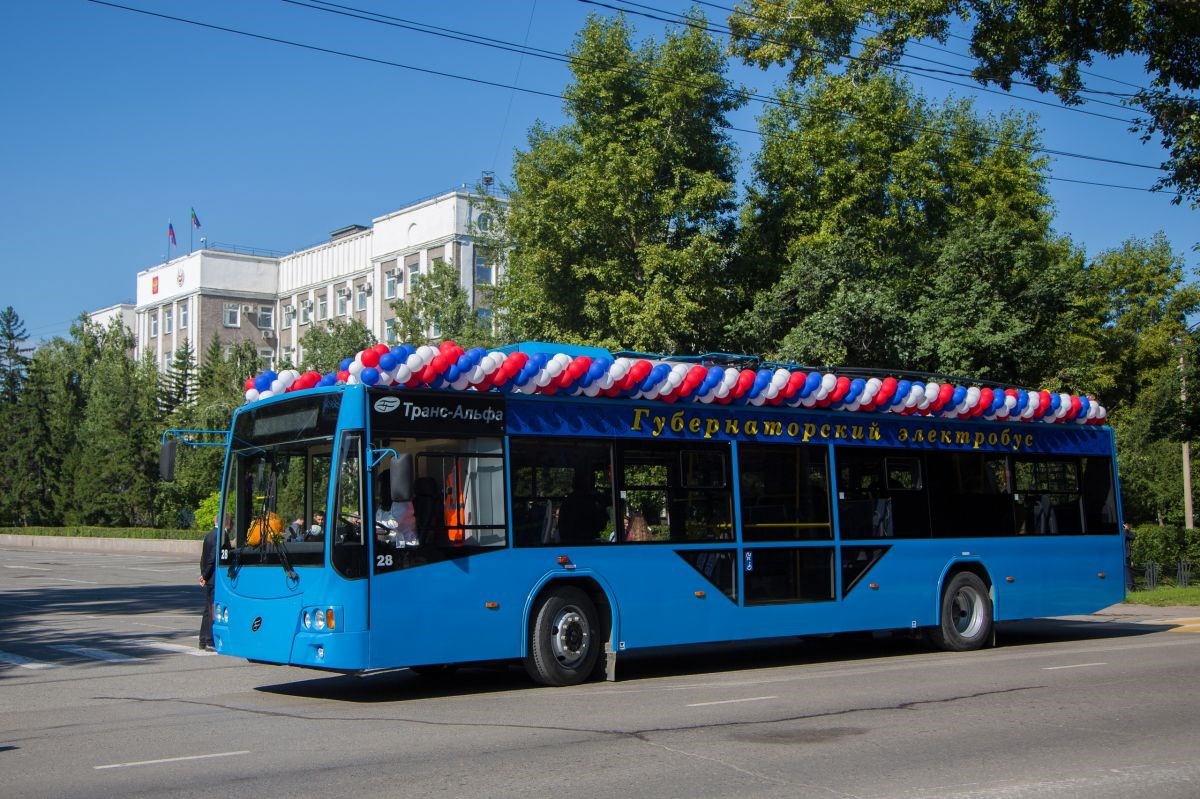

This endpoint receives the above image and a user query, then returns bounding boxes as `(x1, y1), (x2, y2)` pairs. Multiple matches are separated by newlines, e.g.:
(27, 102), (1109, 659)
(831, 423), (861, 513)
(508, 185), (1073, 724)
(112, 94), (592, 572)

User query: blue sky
(2, 0), (1196, 344)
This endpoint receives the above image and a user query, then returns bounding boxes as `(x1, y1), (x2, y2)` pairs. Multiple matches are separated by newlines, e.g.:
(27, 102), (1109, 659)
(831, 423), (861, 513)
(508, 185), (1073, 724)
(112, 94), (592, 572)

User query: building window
(162, 350), (172, 370)
(356, 284), (368, 312)
(382, 260), (397, 299)
(223, 303), (241, 328)
(317, 295), (328, 321)
(283, 346), (295, 366)
(283, 305), (295, 326)
(149, 312), (159, 338)
(475, 307), (493, 331)
(476, 212), (492, 232)
(179, 300), (188, 329)
(385, 319), (399, 344)
(407, 261), (420, 291)
(258, 305), (274, 329)
(163, 307), (173, 334)
(474, 254), (494, 286)
(258, 349), (274, 371)
(336, 291), (349, 317)
(299, 301), (311, 326)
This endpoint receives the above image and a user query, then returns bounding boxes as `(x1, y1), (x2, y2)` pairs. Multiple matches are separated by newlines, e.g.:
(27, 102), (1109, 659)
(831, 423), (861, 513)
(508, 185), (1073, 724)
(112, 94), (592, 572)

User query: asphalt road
(2, 544), (1198, 799)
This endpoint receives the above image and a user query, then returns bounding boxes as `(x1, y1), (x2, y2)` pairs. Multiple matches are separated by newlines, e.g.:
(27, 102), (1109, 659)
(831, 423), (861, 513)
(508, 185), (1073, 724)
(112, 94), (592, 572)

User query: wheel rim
(550, 604), (590, 668)
(951, 586), (985, 639)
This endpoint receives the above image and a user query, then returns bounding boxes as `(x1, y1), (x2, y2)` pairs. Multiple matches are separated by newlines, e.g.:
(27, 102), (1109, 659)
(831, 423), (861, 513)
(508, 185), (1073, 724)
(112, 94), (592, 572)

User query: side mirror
(160, 438), (177, 481)
(391, 452), (413, 502)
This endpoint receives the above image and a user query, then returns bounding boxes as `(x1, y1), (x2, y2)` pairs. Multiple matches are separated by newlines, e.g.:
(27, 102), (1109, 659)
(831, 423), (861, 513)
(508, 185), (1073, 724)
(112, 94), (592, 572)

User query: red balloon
(336, 370), (350, 383)
(936, 383), (954, 410)
(372, 343), (390, 357)
(360, 349), (380, 368)
(877, 376), (897, 406)
(245, 377), (255, 390)
(831, 375), (851, 403)
(979, 387), (994, 411)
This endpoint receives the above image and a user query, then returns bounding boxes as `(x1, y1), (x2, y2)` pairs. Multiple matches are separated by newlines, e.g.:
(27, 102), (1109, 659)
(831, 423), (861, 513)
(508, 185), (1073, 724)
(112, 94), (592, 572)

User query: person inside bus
(557, 470), (608, 544)
(304, 511), (325, 541)
(376, 491), (417, 548)
(373, 467), (418, 548)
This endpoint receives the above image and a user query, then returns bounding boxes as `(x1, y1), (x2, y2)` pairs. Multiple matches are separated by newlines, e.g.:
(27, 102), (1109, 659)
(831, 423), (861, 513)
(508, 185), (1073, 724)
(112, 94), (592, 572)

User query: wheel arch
(936, 559), (994, 615)
(521, 572), (616, 659)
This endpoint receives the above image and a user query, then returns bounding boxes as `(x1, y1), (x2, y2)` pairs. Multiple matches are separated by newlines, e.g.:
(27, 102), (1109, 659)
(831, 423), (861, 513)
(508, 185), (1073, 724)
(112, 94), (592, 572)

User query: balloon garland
(243, 340), (1108, 425)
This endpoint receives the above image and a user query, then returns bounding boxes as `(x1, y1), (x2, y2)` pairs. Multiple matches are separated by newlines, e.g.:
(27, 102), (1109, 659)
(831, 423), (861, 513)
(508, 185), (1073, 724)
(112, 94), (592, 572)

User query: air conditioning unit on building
(263, 329), (275, 340)
(337, 287), (351, 298)
(363, 282), (372, 295)
(241, 304), (253, 314)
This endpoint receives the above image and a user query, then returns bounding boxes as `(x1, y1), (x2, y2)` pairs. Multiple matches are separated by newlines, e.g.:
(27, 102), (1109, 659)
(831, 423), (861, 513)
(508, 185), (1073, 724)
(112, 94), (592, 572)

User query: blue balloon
(1014, 389), (1029, 413)
(379, 353), (397, 371)
(893, 380), (911, 406)
(339, 358), (353, 371)
(360, 367), (380, 386)
(1049, 393), (1061, 412)
(847, 377), (866, 404)
(1078, 396), (1090, 418)
(253, 373), (272, 392)
(446, 365), (461, 382)
(951, 386), (967, 406)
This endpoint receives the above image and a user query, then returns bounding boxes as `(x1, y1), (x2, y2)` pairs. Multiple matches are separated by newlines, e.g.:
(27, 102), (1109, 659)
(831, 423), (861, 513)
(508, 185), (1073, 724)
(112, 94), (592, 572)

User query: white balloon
(770, 369), (789, 391)
(244, 389), (259, 402)
(270, 378), (283, 394)
(348, 361), (364, 377)
(584, 384), (601, 397)
(820, 373), (837, 393)
(258, 389), (274, 399)
(395, 364), (412, 383)
(966, 387), (981, 406)
(536, 369), (553, 387)
(598, 373), (614, 390)
(451, 376), (471, 390)
(800, 394), (817, 408)
(406, 353), (423, 370)
(417, 345), (437, 362)
(610, 358), (631, 379)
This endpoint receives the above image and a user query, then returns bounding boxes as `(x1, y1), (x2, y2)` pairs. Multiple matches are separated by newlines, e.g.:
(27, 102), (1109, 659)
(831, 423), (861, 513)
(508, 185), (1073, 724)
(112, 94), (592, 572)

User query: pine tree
(0, 305), (32, 403)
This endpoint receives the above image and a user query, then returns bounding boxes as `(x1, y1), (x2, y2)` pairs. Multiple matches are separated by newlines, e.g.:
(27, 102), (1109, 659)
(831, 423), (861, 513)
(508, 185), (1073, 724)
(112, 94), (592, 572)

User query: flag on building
(168, 222), (177, 247)
(191, 207), (201, 229)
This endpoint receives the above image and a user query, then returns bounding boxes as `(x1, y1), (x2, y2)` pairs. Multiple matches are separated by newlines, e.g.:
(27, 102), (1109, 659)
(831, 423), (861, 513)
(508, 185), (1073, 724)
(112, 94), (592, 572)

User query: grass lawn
(1125, 585), (1200, 607)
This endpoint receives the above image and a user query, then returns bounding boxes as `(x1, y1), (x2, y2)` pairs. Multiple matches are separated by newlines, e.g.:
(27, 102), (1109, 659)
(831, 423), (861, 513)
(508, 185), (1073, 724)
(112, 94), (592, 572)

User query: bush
(193, 491), (221, 532)
(1131, 523), (1199, 568)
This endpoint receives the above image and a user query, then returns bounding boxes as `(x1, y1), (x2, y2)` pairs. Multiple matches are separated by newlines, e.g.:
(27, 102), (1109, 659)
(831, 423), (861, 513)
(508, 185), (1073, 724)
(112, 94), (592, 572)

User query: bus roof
(241, 340), (1108, 426)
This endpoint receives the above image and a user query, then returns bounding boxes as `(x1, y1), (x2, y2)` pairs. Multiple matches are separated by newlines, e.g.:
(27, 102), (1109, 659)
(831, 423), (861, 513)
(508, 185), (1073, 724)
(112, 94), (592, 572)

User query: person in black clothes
(198, 526), (217, 650)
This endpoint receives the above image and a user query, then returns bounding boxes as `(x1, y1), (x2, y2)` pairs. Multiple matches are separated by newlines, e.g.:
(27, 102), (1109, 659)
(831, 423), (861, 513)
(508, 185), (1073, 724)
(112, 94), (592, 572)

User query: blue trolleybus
(180, 341), (1123, 686)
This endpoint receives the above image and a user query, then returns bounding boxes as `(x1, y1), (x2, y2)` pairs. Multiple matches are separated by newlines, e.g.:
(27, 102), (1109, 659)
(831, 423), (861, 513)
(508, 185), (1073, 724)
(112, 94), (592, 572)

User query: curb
(0, 534), (201, 557)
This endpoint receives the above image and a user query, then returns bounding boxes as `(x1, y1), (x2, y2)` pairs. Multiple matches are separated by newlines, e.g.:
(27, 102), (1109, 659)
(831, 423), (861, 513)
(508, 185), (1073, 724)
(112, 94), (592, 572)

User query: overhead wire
(288, 0), (1162, 171)
(85, 0), (1190, 200)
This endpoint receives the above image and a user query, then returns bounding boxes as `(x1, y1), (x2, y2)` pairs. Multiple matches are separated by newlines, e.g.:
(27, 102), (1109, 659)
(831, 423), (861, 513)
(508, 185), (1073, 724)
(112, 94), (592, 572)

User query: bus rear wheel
(928, 571), (992, 652)
(525, 586), (600, 686)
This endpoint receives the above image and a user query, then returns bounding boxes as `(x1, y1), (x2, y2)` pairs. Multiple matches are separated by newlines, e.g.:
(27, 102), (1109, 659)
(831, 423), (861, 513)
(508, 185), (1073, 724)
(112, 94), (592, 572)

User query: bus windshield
(219, 393), (341, 568)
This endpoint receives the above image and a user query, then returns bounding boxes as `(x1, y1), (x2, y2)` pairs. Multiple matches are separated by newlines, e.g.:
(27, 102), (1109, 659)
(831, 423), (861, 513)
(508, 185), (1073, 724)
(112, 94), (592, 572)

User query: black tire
(524, 586), (600, 686)
(928, 571), (993, 651)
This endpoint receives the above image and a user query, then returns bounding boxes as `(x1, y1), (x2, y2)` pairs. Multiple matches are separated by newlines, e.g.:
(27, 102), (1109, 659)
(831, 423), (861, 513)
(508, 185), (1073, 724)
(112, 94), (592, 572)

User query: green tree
(0, 305), (32, 403)
(297, 318), (375, 374)
(71, 322), (161, 526)
(492, 12), (744, 352)
(731, 72), (1078, 385)
(728, 0), (1200, 203)
(1069, 234), (1200, 403)
(390, 258), (494, 348)
(159, 337), (196, 417)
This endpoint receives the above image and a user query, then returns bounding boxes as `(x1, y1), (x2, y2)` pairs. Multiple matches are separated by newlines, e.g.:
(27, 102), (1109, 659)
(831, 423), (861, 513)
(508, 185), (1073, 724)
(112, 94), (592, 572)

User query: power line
(591, 0), (1143, 122)
(289, 0), (1162, 172)
(85, 1), (1187, 199)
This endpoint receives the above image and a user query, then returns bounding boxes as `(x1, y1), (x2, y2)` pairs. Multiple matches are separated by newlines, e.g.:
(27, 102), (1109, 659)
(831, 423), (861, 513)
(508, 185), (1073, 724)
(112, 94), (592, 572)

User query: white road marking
(50, 645), (143, 663)
(44, 578), (99, 584)
(94, 750), (250, 770)
(1043, 662), (1107, 670)
(687, 695), (778, 707)
(1, 564), (52, 571)
(0, 650), (60, 670)
(140, 641), (217, 657)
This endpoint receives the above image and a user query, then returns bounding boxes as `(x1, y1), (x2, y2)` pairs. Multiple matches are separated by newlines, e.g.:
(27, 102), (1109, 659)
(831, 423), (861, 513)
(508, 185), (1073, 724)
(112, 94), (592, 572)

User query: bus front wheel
(525, 586), (600, 686)
(928, 571), (992, 652)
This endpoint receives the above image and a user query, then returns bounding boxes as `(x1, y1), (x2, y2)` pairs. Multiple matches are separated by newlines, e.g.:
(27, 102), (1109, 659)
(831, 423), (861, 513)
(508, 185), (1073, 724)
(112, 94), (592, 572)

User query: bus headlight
(313, 609), (326, 630)
(301, 609), (312, 629)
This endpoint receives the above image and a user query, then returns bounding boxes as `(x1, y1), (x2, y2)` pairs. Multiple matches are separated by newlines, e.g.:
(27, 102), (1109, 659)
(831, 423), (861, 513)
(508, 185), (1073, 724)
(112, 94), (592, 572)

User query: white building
(121, 189), (500, 372)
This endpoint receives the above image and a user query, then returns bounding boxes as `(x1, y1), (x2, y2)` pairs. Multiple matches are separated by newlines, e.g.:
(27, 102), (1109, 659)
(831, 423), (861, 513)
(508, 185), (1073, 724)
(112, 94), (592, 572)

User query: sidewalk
(1091, 602), (1200, 621)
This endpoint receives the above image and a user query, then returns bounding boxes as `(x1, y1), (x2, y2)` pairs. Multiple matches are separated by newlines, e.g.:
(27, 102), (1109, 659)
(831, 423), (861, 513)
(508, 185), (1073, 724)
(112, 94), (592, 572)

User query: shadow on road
(254, 615), (1174, 702)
